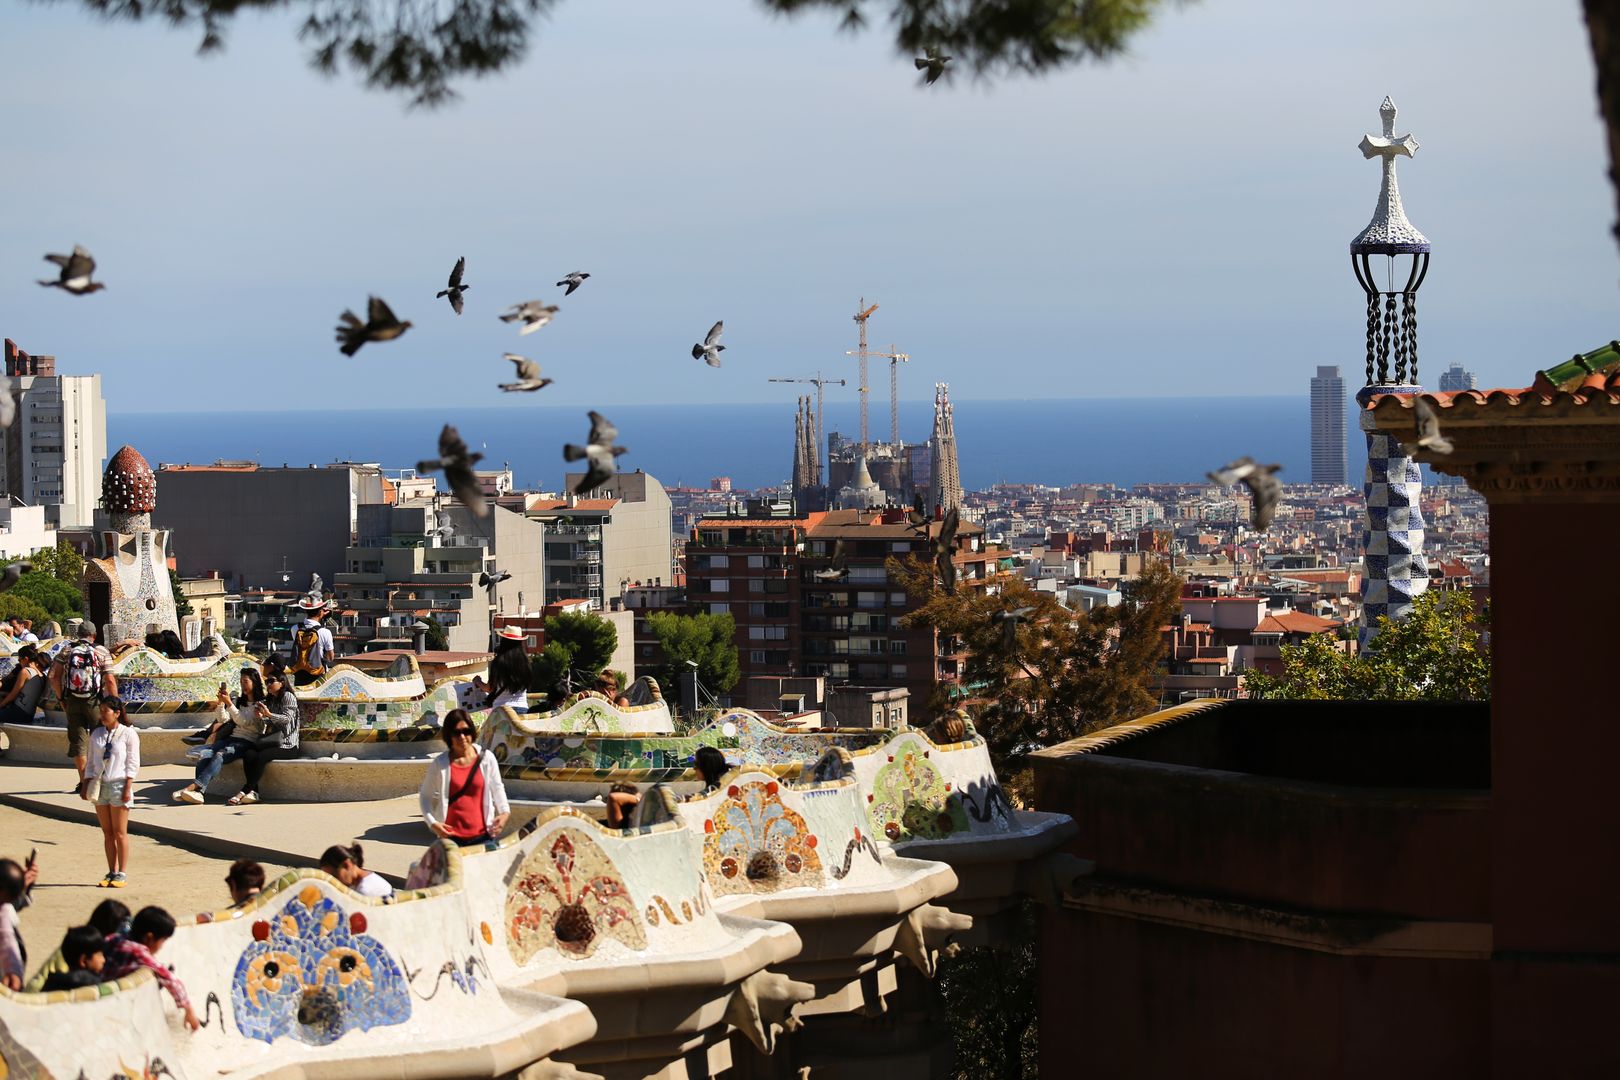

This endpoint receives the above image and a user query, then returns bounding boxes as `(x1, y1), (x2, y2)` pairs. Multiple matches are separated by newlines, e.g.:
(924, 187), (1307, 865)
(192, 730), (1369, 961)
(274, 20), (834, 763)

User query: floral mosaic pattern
(866, 744), (970, 842)
(702, 780), (823, 895)
(506, 830), (647, 963)
(231, 885), (412, 1045)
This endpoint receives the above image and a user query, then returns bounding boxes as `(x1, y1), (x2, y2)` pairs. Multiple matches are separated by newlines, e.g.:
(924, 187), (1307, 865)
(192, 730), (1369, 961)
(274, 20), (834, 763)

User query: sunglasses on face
(450, 727), (476, 737)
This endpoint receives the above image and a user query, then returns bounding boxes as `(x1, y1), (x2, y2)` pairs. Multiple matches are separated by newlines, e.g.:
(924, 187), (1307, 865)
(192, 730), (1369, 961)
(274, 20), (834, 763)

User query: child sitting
(24, 899), (128, 992)
(39, 926), (105, 992)
(102, 906), (200, 1031)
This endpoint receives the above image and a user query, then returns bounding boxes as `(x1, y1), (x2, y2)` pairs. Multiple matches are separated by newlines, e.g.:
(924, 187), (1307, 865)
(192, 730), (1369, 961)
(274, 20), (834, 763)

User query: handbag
(81, 776), (101, 802)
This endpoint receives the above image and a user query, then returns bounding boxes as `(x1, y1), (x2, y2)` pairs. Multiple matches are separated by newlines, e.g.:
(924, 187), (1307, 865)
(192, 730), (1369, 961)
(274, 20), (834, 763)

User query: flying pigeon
(500, 301), (558, 335)
(556, 271), (591, 296)
(931, 508), (961, 594)
(563, 411), (628, 494)
(416, 424), (488, 518)
(498, 354), (553, 393)
(0, 389), (14, 430)
(335, 296), (412, 356)
(0, 562), (32, 593)
(915, 49), (951, 86)
(37, 245), (105, 295)
(905, 493), (930, 534)
(479, 569), (511, 598)
(1412, 397), (1455, 455)
(812, 539), (848, 582)
(309, 573), (323, 600)
(1207, 456), (1283, 531)
(991, 605), (1036, 654)
(692, 321), (726, 367)
(437, 256), (469, 315)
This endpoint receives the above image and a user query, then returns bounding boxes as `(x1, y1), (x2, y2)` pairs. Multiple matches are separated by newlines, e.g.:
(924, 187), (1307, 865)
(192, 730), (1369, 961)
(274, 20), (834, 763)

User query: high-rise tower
(1349, 96), (1431, 645)
(1310, 366), (1348, 485)
(1437, 363), (1476, 392)
(928, 383), (962, 514)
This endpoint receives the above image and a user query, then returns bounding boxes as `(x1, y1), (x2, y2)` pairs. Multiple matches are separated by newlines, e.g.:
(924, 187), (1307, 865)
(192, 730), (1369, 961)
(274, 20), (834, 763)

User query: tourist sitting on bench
(174, 669), (267, 805)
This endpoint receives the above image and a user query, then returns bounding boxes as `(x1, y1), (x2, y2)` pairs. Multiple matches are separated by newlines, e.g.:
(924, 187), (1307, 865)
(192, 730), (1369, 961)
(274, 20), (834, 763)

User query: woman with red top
(418, 709), (510, 847)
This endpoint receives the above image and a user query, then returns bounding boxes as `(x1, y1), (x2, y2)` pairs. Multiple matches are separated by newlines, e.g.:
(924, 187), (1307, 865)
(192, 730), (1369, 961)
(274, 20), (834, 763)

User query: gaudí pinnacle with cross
(1351, 96), (1431, 388)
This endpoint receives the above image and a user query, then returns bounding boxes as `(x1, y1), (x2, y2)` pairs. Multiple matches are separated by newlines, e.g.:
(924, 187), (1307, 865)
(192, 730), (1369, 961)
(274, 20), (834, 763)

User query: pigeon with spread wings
(416, 425), (487, 517)
(556, 271), (590, 296)
(563, 411), (628, 495)
(500, 300), (558, 335)
(1412, 398), (1455, 455)
(812, 539), (848, 582)
(437, 257), (469, 315)
(915, 49), (951, 85)
(38, 245), (104, 295)
(692, 321), (726, 367)
(930, 508), (961, 593)
(498, 354), (553, 393)
(336, 296), (412, 356)
(1207, 457), (1283, 531)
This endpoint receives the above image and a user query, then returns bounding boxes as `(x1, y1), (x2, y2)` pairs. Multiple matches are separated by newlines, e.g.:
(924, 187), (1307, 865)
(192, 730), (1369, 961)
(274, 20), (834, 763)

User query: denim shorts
(95, 779), (129, 806)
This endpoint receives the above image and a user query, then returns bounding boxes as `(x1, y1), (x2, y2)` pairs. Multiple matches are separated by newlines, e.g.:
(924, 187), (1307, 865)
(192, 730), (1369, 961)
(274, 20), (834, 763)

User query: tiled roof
(1254, 611), (1342, 635)
(1369, 340), (1620, 417)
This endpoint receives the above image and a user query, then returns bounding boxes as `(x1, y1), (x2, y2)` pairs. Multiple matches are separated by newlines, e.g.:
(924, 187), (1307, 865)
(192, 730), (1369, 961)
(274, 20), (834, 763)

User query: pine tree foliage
(893, 554), (1182, 772)
(646, 611), (741, 697)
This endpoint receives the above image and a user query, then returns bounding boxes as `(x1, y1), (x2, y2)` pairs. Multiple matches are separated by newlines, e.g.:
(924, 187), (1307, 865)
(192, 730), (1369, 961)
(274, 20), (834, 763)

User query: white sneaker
(176, 787), (204, 805)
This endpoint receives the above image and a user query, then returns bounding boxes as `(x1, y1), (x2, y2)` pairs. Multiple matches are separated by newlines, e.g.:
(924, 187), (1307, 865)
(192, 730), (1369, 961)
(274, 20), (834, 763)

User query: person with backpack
(50, 623), (117, 790)
(289, 596), (334, 687)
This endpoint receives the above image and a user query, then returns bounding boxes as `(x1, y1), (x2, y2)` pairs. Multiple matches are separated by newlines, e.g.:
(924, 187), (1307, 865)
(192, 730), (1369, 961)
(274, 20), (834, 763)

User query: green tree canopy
(647, 611), (740, 697)
(1244, 590), (1490, 702)
(894, 555), (1182, 773)
(18, 542), (85, 588)
(7, 573), (83, 624)
(542, 611), (618, 678)
(528, 641), (575, 694)
(170, 568), (195, 618)
(423, 615), (449, 651)
(45, 0), (1177, 106)
(0, 594), (55, 628)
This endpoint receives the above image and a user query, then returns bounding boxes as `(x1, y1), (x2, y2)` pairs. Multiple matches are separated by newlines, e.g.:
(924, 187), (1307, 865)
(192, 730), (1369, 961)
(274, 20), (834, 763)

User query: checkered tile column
(1358, 384), (1428, 647)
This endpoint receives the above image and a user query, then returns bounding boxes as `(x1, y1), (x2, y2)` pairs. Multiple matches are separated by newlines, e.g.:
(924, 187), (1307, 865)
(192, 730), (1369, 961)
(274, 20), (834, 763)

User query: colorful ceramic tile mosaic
(231, 885), (412, 1045)
(486, 708), (888, 783)
(505, 829), (647, 963)
(701, 780), (824, 896)
(865, 742), (970, 842)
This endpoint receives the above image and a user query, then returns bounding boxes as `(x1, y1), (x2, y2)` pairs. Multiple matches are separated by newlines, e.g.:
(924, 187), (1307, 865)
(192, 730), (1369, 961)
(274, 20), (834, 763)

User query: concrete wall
(155, 466), (362, 590)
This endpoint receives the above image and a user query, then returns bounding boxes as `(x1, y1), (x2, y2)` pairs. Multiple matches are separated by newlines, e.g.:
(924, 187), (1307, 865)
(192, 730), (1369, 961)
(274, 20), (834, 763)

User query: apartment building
(2, 339), (106, 528)
(523, 470), (673, 611)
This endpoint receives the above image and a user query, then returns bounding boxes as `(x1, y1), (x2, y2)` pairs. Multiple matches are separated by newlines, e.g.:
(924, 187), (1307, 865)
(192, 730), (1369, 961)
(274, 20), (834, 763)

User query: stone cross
(1360, 96), (1418, 167)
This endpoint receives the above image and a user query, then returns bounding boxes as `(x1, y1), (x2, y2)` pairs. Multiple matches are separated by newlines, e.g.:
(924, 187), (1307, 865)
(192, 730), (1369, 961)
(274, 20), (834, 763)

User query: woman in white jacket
(419, 709), (509, 847)
(83, 695), (139, 888)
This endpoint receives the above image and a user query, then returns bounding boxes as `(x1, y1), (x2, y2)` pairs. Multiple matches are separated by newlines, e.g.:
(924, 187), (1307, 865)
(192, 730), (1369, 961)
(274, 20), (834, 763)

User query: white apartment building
(0, 505), (56, 561)
(2, 340), (107, 529)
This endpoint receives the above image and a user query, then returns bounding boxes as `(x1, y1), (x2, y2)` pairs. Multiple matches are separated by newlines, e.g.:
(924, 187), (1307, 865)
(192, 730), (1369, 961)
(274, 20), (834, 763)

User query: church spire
(928, 382), (962, 514)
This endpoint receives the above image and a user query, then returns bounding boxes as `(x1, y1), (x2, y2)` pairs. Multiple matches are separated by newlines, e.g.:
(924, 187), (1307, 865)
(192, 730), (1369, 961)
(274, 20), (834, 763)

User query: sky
(3, 0), (1616, 417)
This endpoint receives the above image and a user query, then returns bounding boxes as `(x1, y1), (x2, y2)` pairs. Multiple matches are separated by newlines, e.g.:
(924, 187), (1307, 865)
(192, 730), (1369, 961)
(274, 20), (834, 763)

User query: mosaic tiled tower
(1350, 97), (1430, 645)
(82, 444), (180, 641)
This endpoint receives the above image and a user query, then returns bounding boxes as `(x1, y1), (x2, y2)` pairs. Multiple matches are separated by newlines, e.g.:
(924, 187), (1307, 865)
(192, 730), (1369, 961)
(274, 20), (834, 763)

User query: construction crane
(885, 346), (911, 445)
(768, 372), (845, 457)
(845, 299), (908, 451)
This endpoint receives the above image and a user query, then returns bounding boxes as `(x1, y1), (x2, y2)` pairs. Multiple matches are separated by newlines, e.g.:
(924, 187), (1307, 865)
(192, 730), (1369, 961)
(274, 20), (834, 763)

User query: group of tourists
(172, 657), (300, 808)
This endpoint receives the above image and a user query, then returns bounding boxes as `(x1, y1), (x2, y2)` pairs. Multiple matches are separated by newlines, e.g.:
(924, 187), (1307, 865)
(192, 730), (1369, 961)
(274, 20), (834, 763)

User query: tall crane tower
(767, 372), (845, 458)
(845, 299), (908, 451)
(886, 347), (911, 445)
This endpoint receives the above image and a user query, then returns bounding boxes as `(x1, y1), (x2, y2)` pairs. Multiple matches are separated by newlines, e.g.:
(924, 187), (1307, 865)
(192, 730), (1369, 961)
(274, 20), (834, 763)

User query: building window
(707, 554), (729, 570)
(889, 640), (907, 655)
(748, 579), (765, 593)
(709, 603), (730, 616)
(890, 592), (907, 606)
(710, 578), (730, 593)
(891, 664), (907, 678)
(750, 650), (767, 664)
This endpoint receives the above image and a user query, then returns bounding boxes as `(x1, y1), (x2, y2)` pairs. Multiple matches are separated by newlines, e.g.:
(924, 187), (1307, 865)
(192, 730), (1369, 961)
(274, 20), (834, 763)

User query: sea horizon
(109, 395), (1369, 492)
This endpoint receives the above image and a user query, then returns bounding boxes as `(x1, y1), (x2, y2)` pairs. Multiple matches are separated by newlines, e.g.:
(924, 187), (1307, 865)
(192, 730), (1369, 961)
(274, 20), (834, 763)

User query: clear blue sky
(4, 0), (1614, 415)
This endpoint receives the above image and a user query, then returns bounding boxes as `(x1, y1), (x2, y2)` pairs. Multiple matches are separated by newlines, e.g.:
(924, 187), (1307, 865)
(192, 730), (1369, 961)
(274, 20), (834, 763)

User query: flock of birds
(35, 244), (722, 521)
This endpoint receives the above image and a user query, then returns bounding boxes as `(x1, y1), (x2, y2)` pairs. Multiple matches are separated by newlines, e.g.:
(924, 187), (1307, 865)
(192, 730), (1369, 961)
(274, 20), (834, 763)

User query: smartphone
(26, 849), (35, 867)
(219, 682), (227, 694)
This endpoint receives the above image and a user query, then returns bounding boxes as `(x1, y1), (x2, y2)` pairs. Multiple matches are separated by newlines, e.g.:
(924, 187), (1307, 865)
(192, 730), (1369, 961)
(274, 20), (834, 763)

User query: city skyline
(3, 1), (1614, 420)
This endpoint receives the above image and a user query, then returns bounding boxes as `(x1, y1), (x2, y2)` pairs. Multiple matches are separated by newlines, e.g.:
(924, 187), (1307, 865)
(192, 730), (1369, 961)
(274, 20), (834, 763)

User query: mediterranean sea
(109, 396), (1367, 493)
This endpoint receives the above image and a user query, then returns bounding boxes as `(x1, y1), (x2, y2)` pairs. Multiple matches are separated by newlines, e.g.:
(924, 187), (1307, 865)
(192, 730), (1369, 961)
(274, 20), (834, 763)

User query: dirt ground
(1, 802), (292, 977)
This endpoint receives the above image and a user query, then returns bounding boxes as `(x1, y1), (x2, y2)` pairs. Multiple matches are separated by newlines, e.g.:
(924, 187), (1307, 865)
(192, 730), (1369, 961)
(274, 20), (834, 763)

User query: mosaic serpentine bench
(484, 707), (893, 801)
(455, 803), (810, 1076)
(0, 863), (596, 1080)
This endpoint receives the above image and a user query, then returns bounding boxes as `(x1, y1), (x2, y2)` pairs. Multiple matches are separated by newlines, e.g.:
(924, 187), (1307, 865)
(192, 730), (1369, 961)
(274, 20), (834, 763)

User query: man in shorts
(50, 623), (117, 788)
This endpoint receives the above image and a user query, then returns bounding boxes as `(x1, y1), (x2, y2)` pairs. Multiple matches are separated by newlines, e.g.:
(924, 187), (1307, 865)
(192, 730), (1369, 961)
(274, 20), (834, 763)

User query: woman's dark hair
(60, 925), (106, 968)
(694, 745), (727, 789)
(440, 708), (478, 747)
(156, 630), (186, 659)
(318, 842), (366, 873)
(226, 859), (265, 894)
(0, 647), (34, 694)
(88, 899), (131, 936)
(98, 696), (129, 725)
(486, 639), (531, 700)
(0, 859), (23, 903)
(237, 668), (265, 705)
(259, 660), (295, 709)
(129, 906), (177, 943)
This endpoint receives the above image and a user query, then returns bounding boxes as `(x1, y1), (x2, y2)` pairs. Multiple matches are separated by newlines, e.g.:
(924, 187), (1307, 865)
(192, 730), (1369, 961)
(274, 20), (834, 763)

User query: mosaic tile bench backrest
(0, 868), (536, 1078)
(107, 635), (233, 676)
(483, 707), (892, 784)
(458, 808), (735, 984)
(679, 755), (891, 900)
(848, 728), (1015, 843)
